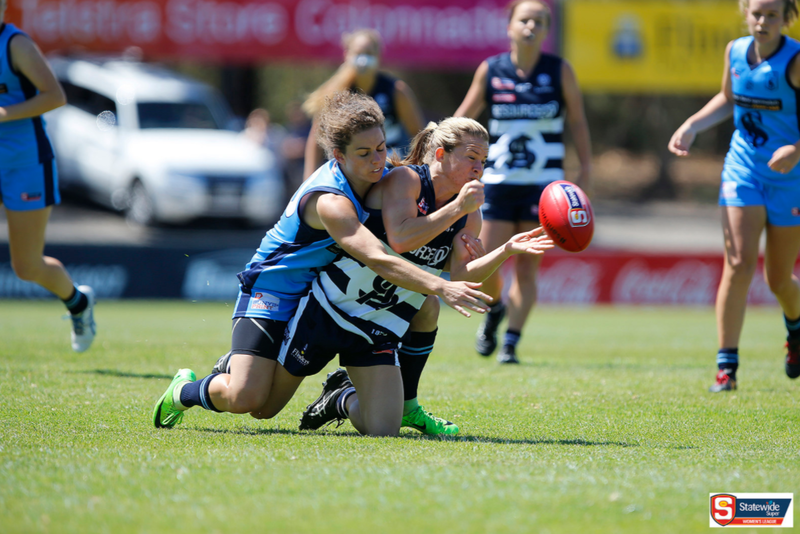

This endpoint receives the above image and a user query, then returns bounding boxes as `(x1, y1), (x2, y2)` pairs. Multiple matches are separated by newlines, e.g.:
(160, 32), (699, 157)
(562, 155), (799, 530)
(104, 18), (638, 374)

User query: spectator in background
(0, 10), (96, 352)
(302, 28), (425, 179)
(281, 100), (312, 194)
(243, 108), (288, 196)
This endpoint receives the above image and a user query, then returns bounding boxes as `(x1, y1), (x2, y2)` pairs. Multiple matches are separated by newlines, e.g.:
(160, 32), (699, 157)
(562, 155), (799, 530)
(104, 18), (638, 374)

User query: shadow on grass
(72, 369), (173, 380)
(195, 426), (308, 437)
(192, 425), (640, 447)
(405, 435), (639, 447)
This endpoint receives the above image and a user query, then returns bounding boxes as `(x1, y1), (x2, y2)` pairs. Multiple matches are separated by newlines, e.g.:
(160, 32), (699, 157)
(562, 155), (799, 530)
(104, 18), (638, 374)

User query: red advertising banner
(535, 251), (794, 306)
(4, 0), (558, 67)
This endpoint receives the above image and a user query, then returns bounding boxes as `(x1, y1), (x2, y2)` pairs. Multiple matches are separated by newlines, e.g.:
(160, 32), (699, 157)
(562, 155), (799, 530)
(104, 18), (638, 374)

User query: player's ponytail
(392, 122), (438, 167)
(396, 117), (488, 167)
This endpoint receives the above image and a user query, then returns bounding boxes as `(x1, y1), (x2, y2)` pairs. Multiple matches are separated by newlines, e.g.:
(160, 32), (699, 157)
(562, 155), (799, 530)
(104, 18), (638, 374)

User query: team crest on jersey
(536, 73), (551, 87)
(357, 276), (399, 310)
(792, 207), (800, 216)
(491, 77), (516, 91)
(732, 68), (740, 78)
(249, 292), (280, 311)
(765, 71), (779, 91)
(493, 93), (517, 103)
(417, 197), (429, 215)
(21, 192), (42, 201)
(0, 84), (7, 95)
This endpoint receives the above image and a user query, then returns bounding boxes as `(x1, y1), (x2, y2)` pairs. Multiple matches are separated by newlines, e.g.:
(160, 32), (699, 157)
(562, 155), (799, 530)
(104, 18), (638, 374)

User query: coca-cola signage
(531, 251), (797, 306)
(4, 0), (558, 67)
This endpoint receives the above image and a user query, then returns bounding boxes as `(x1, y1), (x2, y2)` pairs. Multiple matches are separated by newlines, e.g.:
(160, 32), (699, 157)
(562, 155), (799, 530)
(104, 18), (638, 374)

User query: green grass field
(0, 300), (797, 533)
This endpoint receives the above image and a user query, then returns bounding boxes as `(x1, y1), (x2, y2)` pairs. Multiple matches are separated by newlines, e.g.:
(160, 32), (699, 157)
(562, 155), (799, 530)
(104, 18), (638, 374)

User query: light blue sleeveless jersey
(726, 35), (800, 184)
(0, 23), (55, 169)
(233, 159), (371, 321)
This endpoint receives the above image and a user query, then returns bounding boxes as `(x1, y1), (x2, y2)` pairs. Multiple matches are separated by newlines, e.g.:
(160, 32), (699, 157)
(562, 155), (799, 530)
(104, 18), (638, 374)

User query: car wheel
(126, 181), (156, 226)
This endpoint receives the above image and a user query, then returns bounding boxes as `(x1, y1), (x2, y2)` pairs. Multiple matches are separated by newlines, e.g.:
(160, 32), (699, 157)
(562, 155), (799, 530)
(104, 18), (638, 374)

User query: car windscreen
(137, 102), (221, 129)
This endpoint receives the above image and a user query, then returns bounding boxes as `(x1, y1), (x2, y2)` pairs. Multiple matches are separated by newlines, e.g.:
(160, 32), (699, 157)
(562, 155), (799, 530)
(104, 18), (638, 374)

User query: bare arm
(0, 35), (66, 122)
(380, 167), (484, 253)
(668, 41), (735, 157)
(561, 60), (592, 191)
(454, 61), (489, 118)
(393, 80), (425, 138)
(767, 50), (800, 173)
(448, 214), (554, 282)
(313, 193), (491, 317)
(303, 120), (326, 180)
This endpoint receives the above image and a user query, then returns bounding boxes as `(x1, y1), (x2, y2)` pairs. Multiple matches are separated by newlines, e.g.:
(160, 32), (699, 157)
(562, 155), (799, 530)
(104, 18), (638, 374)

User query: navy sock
(785, 314), (800, 341)
(488, 302), (506, 318)
(62, 286), (88, 315)
(335, 387), (356, 418)
(179, 375), (221, 412)
(503, 329), (521, 350)
(398, 329), (437, 402)
(716, 348), (739, 377)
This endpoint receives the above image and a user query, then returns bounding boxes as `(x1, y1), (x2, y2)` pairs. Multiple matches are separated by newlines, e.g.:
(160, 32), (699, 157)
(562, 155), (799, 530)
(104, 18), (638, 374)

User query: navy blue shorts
(230, 317), (288, 360)
(481, 183), (547, 223)
(278, 291), (400, 377)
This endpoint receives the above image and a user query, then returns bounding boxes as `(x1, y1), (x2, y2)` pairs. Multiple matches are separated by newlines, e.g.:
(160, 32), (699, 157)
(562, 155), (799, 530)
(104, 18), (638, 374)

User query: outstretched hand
(438, 280), (491, 318)
(504, 227), (555, 255)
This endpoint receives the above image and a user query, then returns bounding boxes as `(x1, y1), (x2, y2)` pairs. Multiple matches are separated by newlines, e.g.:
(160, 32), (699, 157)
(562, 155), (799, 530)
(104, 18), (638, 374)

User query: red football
(538, 180), (594, 253)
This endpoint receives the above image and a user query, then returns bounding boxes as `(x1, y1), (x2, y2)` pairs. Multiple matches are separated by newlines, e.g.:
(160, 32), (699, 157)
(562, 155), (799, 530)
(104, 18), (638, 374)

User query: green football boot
(153, 369), (196, 428)
(401, 405), (459, 436)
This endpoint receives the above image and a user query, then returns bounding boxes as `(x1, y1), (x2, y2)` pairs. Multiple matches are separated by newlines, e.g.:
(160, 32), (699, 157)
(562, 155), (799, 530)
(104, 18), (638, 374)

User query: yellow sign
(565, 1), (800, 94)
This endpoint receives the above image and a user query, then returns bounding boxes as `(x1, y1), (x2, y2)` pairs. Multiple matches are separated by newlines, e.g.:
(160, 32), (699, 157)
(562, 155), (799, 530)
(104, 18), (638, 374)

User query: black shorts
(278, 291), (400, 377)
(230, 317), (289, 360)
(481, 183), (547, 223)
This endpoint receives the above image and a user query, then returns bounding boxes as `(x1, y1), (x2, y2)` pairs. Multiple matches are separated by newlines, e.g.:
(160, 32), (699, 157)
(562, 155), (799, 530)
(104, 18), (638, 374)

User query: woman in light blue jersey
(669, 0), (800, 392)
(456, 0), (592, 364)
(153, 92), (491, 430)
(0, 2), (96, 353)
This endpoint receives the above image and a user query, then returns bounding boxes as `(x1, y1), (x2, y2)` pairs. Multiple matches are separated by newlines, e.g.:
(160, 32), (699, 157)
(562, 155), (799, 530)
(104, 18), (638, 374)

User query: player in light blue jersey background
(154, 92), (491, 430)
(669, 0), (800, 391)
(0, 1), (95, 353)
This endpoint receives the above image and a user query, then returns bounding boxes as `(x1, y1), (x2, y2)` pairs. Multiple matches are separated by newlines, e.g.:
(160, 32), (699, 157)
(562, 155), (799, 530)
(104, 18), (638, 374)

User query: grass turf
(0, 300), (797, 533)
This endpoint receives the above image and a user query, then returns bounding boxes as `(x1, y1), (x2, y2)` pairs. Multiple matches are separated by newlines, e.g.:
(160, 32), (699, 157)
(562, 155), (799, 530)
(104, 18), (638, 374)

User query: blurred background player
(302, 28), (425, 178)
(669, 0), (800, 391)
(295, 117), (553, 435)
(455, 0), (592, 363)
(152, 92), (490, 431)
(0, 5), (95, 352)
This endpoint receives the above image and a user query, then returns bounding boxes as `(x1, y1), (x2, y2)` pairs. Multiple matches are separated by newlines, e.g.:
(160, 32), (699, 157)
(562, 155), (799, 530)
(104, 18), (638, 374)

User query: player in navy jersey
(153, 92), (491, 429)
(669, 0), (800, 392)
(293, 117), (553, 436)
(302, 28), (425, 179)
(455, 0), (592, 364)
(0, 3), (96, 353)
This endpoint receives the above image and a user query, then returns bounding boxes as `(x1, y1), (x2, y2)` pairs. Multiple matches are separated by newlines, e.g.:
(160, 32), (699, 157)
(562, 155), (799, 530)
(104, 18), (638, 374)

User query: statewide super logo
(557, 183), (591, 228)
(710, 493), (793, 528)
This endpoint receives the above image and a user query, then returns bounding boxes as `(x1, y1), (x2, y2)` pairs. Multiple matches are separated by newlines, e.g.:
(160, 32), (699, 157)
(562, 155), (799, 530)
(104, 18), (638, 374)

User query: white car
(45, 56), (285, 226)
